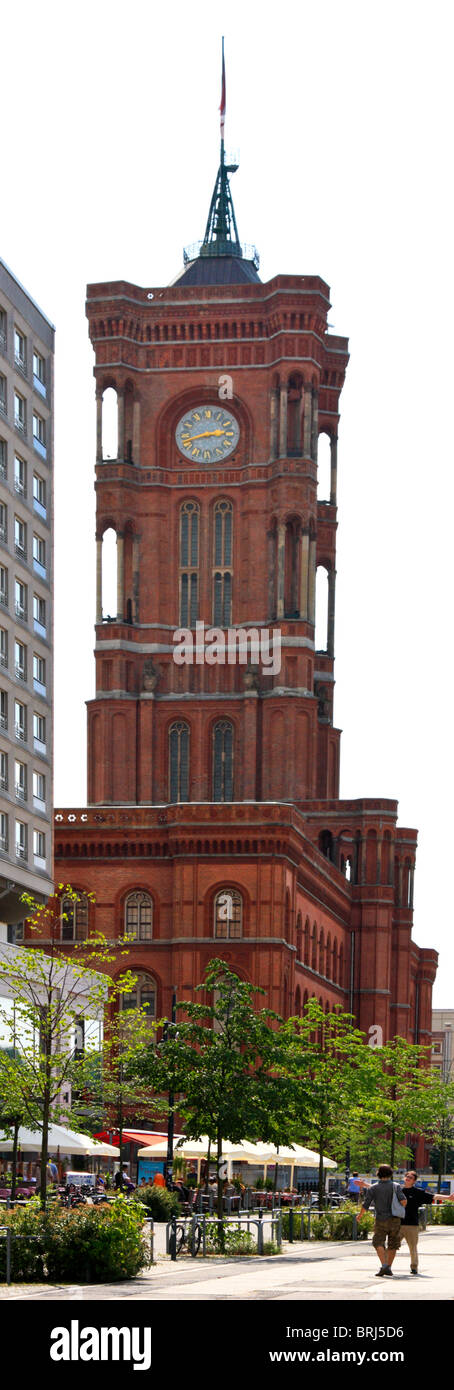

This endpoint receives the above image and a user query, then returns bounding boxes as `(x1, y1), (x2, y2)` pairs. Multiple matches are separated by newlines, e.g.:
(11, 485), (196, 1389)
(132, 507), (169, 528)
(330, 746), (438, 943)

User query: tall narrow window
(213, 499), (233, 625)
(61, 893), (89, 942)
(179, 501), (199, 626)
(125, 891), (153, 941)
(213, 720), (234, 802)
(214, 888), (243, 939)
(169, 720), (189, 802)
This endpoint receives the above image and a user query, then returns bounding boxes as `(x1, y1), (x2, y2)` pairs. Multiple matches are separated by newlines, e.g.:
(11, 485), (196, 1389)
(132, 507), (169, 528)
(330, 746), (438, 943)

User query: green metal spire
(200, 143), (242, 259)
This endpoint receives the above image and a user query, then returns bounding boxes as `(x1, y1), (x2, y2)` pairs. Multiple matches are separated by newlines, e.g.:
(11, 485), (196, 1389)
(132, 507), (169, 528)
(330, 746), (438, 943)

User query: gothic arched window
(123, 972), (156, 1018)
(125, 891), (153, 941)
(61, 893), (89, 942)
(213, 719), (234, 802)
(213, 499), (233, 625)
(214, 888), (243, 940)
(179, 501), (199, 626)
(169, 721), (189, 803)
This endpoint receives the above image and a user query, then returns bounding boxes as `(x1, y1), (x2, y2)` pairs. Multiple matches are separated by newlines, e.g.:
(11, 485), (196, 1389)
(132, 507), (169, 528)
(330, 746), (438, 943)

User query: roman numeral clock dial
(175, 406), (240, 462)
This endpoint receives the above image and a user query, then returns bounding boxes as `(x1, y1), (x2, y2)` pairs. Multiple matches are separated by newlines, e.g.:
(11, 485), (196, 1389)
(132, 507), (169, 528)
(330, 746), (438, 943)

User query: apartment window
(0, 502), (6, 543)
(15, 578), (27, 621)
(0, 438), (6, 478)
(14, 699), (26, 742)
(15, 639), (27, 682)
(33, 770), (45, 808)
(0, 628), (7, 668)
(0, 812), (8, 852)
(33, 594), (46, 635)
(33, 711), (46, 752)
(33, 534), (46, 575)
(15, 819), (27, 860)
(0, 374), (6, 417)
(33, 473), (46, 517)
(14, 328), (26, 371)
(7, 922), (24, 943)
(0, 309), (6, 352)
(33, 350), (46, 397)
(14, 516), (26, 558)
(15, 759), (27, 801)
(0, 751), (7, 791)
(14, 391), (26, 434)
(125, 891), (153, 941)
(0, 566), (7, 609)
(214, 888), (243, 940)
(0, 690), (7, 729)
(33, 653), (45, 692)
(14, 455), (26, 496)
(33, 828), (46, 866)
(32, 412), (46, 457)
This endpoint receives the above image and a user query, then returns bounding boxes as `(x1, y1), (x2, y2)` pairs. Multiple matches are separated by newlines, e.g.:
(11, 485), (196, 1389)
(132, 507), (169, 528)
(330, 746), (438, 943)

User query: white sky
(1, 0), (452, 1005)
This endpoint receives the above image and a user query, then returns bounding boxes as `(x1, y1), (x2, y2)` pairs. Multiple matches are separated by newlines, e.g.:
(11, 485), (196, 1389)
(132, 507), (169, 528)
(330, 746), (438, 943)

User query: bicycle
(174, 1217), (202, 1255)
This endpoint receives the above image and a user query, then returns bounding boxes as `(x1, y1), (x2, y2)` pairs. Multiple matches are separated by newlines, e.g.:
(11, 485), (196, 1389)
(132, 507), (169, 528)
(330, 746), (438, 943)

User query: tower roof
(172, 149), (260, 287)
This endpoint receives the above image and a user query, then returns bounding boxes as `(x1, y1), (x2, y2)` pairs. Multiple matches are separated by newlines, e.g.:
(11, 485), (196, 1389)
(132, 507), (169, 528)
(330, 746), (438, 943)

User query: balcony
(15, 603), (27, 623)
(33, 374), (46, 399)
(15, 843), (27, 860)
(15, 723), (26, 742)
(0, 398), (6, 419)
(15, 663), (27, 682)
(14, 478), (26, 498)
(14, 416), (26, 438)
(15, 783), (26, 801)
(0, 835), (8, 852)
(15, 543), (26, 561)
(0, 591), (7, 610)
(15, 352), (27, 377)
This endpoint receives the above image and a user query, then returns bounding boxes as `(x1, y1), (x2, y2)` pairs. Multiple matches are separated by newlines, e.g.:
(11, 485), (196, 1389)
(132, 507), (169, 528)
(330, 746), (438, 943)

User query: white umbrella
(87, 1140), (120, 1158)
(0, 1123), (101, 1155)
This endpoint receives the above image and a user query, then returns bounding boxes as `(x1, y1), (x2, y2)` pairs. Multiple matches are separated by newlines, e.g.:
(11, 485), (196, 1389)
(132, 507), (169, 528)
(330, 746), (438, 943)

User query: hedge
(133, 1185), (180, 1222)
(0, 1197), (147, 1283)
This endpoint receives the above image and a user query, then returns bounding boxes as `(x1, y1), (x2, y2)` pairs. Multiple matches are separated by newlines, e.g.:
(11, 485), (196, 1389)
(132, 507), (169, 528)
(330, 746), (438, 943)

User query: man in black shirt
(399, 1170), (433, 1273)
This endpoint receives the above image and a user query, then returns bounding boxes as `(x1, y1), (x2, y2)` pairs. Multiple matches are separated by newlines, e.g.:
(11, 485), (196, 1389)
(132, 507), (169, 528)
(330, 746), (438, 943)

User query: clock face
(175, 405), (240, 462)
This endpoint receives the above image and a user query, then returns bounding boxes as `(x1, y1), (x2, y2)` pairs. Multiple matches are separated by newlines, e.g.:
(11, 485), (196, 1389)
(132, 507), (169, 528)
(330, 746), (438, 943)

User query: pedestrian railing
(0, 1225), (42, 1285)
(166, 1208), (283, 1260)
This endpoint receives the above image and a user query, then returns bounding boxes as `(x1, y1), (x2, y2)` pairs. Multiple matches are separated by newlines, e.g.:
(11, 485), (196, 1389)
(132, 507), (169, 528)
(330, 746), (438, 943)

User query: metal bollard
(169, 1214), (177, 1262)
(300, 1208), (305, 1241)
(191, 1212), (197, 1258)
(307, 1207), (311, 1240)
(202, 1213), (207, 1256)
(6, 1227), (11, 1285)
(288, 1207), (294, 1243)
(146, 1217), (154, 1265)
(257, 1209), (264, 1255)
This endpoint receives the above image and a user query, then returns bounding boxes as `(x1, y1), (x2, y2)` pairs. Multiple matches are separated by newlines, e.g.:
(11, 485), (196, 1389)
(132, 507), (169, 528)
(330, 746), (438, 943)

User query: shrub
(0, 1198), (147, 1283)
(440, 1202), (454, 1225)
(133, 1184), (179, 1222)
(202, 1221), (256, 1255)
(281, 1204), (373, 1242)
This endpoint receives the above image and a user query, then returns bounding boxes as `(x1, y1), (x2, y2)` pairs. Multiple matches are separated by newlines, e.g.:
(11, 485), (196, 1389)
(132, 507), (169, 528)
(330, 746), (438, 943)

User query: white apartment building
(0, 258), (54, 932)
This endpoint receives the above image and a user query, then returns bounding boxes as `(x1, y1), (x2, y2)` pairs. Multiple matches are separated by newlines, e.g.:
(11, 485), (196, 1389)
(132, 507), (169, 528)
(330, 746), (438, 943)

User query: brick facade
(50, 232), (437, 1145)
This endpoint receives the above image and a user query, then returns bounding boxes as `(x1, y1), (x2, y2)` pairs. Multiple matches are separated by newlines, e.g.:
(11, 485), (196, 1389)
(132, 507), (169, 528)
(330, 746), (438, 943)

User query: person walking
(399, 1170), (434, 1274)
(358, 1164), (406, 1276)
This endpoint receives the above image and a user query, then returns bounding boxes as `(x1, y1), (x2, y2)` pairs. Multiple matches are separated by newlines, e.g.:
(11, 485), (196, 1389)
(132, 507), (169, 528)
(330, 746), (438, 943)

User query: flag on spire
(219, 37), (226, 140)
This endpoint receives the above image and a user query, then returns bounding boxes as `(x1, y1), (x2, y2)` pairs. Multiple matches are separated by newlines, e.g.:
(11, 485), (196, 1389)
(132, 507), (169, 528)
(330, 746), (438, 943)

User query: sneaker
(410, 1267), (419, 1274)
(382, 1266), (393, 1275)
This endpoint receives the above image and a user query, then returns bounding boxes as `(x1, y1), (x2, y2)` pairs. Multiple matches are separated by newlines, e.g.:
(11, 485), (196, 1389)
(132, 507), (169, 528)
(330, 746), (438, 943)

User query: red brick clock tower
(54, 119), (437, 1091)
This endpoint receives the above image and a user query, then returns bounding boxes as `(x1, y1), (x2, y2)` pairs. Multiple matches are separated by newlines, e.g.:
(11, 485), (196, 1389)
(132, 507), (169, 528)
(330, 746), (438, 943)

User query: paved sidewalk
(3, 1227), (453, 1301)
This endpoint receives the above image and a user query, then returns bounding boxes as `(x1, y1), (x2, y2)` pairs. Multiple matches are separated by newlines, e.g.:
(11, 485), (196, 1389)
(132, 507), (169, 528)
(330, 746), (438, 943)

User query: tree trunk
(318, 1135), (325, 1209)
(217, 1129), (224, 1251)
(11, 1120), (19, 1201)
(390, 1125), (396, 1169)
(204, 1137), (211, 1193)
(40, 1036), (52, 1210)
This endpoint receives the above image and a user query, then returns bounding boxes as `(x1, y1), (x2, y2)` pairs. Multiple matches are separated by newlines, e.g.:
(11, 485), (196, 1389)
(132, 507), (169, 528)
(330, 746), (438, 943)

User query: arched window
(214, 888), (243, 939)
(213, 720), (234, 801)
(169, 721), (189, 803)
(124, 971), (156, 1018)
(61, 893), (89, 942)
(213, 500), (233, 625)
(179, 501), (199, 626)
(125, 891), (153, 941)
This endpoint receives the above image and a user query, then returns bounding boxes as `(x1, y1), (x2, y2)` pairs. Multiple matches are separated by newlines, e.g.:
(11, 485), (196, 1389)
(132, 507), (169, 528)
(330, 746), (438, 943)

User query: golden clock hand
(185, 429), (226, 442)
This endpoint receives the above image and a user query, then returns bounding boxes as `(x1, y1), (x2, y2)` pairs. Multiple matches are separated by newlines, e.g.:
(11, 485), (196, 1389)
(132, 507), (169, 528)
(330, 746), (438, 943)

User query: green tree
(0, 885), (138, 1209)
(70, 1003), (158, 1190)
(419, 1073), (454, 1190)
(278, 999), (381, 1206)
(369, 1037), (443, 1168)
(135, 959), (298, 1233)
(0, 1051), (43, 1199)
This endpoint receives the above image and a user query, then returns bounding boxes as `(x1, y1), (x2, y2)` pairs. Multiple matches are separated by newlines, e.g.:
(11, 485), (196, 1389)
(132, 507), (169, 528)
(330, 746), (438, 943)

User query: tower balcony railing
(183, 239), (260, 269)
